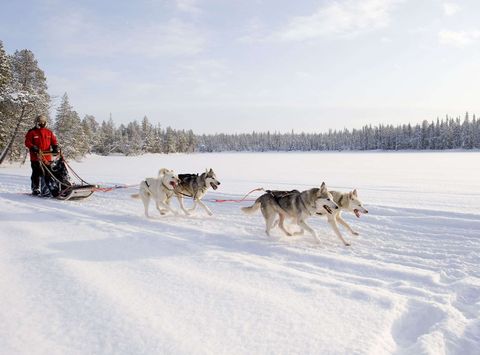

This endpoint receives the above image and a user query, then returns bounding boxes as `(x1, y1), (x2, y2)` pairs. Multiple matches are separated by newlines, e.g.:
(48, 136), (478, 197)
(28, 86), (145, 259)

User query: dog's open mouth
(323, 205), (333, 214)
(354, 209), (361, 218)
(210, 182), (218, 190)
(170, 181), (177, 188)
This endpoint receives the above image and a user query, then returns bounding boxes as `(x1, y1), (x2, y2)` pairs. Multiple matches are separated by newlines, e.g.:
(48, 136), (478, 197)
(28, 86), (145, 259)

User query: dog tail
(131, 193), (140, 199)
(241, 199), (261, 214)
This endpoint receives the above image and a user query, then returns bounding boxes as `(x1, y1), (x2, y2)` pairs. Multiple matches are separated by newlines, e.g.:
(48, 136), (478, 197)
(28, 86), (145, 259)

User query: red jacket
(25, 127), (58, 162)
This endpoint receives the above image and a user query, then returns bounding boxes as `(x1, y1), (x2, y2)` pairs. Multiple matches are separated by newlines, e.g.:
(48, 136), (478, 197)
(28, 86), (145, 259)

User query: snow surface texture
(1, 152), (479, 355)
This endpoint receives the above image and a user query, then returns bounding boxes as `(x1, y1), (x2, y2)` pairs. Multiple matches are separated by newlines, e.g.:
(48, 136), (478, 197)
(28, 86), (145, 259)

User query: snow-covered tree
(81, 114), (99, 154)
(0, 41), (13, 153)
(0, 49), (50, 164)
(151, 123), (164, 153)
(95, 116), (118, 155)
(0, 41), (10, 92)
(54, 93), (88, 159)
(141, 115), (156, 153)
(125, 120), (142, 155)
(164, 126), (177, 153)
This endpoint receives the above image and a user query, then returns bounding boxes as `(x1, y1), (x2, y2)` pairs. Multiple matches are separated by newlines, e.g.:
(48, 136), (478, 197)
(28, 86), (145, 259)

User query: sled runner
(37, 151), (97, 201)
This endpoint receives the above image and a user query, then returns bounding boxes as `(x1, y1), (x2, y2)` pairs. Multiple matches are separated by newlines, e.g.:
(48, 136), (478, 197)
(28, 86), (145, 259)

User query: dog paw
(352, 231), (359, 236)
(344, 243), (351, 247)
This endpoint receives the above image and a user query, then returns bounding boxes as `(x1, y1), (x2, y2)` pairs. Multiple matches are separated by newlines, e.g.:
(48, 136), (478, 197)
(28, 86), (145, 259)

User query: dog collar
(162, 182), (175, 191)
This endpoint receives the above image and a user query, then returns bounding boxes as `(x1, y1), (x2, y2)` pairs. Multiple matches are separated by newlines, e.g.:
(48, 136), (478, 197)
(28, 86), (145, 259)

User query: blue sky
(1, 0), (479, 133)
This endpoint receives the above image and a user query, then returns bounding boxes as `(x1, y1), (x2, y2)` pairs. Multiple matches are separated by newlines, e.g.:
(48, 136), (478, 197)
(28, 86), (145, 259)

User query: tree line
(1, 41), (479, 164)
(197, 114), (480, 152)
(54, 93), (196, 157)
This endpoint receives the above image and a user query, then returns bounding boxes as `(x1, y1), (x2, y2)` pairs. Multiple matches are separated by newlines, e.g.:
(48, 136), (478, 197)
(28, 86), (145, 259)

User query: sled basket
(38, 151), (97, 201)
(55, 184), (98, 201)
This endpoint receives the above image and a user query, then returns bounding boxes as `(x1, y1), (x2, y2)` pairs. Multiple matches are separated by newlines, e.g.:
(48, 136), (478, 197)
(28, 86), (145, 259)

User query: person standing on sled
(24, 115), (59, 196)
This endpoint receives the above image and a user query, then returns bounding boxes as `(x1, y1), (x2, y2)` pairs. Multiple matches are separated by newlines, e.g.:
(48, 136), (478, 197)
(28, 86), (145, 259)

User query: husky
(316, 189), (369, 246)
(241, 182), (338, 240)
(172, 168), (221, 216)
(132, 168), (180, 217)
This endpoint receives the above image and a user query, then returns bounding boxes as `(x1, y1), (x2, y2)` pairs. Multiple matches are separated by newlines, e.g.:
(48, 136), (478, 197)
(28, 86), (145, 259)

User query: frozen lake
(1, 151), (479, 355)
(74, 151), (480, 213)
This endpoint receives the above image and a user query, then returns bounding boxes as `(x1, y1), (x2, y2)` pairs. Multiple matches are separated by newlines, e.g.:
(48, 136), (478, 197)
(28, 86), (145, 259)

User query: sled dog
(171, 168), (221, 216)
(316, 189), (368, 246)
(132, 168), (180, 217)
(241, 182), (338, 239)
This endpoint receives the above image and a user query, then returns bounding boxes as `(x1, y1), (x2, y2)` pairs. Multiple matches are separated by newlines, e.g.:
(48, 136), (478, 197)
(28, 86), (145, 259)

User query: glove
(31, 146), (39, 153)
(51, 145), (58, 154)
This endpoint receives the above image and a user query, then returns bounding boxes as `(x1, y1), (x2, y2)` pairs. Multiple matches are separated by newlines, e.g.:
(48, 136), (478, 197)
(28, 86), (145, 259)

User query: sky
(1, 0), (480, 134)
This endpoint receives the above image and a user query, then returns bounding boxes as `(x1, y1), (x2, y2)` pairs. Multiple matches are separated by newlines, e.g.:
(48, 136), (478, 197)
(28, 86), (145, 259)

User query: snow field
(1, 152), (479, 355)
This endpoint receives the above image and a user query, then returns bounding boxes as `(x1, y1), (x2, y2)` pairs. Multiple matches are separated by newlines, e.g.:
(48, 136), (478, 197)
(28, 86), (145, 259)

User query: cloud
(172, 60), (232, 98)
(237, 18), (268, 43)
(175, 0), (202, 15)
(275, 0), (402, 41)
(44, 12), (206, 57)
(125, 19), (206, 57)
(438, 30), (480, 47)
(443, 2), (460, 16)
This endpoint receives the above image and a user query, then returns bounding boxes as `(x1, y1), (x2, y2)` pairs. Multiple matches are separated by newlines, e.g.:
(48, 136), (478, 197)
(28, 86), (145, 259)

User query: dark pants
(30, 161), (53, 194)
(30, 161), (43, 191)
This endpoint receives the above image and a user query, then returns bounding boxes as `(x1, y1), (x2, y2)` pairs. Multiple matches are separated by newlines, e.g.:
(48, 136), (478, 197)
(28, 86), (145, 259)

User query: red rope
(94, 184), (140, 193)
(208, 187), (264, 203)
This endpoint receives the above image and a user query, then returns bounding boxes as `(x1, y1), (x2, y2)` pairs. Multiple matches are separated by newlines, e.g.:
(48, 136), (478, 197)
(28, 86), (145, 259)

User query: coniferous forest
(1, 42), (479, 164)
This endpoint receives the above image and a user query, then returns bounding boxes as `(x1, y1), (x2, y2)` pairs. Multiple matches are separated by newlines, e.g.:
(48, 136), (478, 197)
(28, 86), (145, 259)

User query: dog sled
(36, 151), (97, 201)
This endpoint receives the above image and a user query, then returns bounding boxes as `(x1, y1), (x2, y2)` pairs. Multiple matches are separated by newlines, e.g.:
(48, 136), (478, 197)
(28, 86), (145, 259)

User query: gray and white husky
(171, 168), (221, 216)
(241, 182), (338, 240)
(316, 189), (369, 246)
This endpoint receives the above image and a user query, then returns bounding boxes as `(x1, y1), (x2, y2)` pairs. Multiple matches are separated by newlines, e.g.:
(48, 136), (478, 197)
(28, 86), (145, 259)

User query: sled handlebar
(38, 151), (60, 157)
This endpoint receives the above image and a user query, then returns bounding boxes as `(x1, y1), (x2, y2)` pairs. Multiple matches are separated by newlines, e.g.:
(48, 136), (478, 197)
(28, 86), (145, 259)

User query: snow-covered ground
(1, 152), (479, 355)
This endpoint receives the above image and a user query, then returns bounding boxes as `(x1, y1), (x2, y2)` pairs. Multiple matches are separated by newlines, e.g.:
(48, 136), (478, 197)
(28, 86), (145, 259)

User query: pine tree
(141, 115), (156, 153)
(176, 130), (188, 152)
(164, 126), (177, 153)
(0, 49), (50, 164)
(0, 41), (10, 92)
(472, 115), (479, 148)
(81, 114), (99, 153)
(96, 117), (117, 155)
(126, 120), (142, 155)
(54, 93), (87, 159)
(0, 41), (13, 153)
(186, 129), (196, 152)
(152, 124), (164, 153)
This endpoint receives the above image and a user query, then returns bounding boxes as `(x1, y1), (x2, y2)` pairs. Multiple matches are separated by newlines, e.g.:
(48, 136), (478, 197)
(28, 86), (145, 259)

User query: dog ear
(158, 168), (167, 176)
(320, 182), (326, 192)
(353, 189), (357, 197)
(349, 191), (353, 198)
